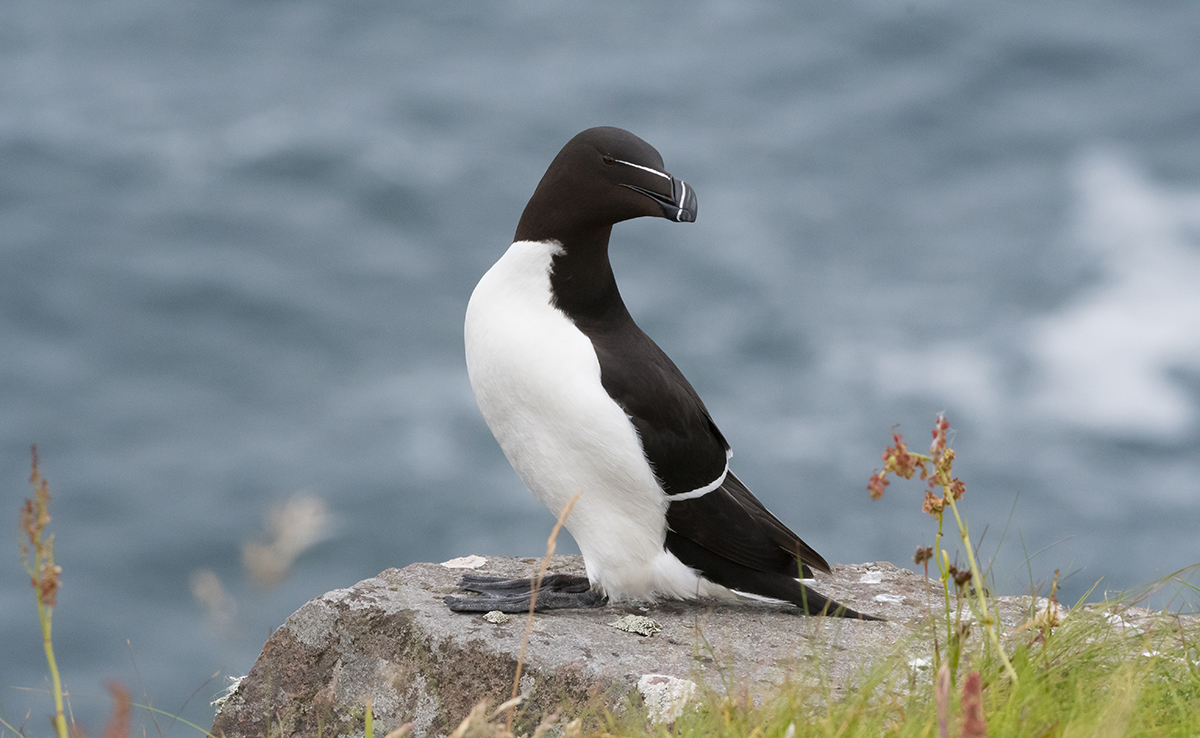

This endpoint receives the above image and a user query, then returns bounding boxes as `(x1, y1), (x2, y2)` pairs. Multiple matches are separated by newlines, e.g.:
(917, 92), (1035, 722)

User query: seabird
(449, 127), (878, 620)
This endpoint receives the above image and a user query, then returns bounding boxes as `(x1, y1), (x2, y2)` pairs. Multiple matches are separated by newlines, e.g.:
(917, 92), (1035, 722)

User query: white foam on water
(1027, 149), (1200, 440)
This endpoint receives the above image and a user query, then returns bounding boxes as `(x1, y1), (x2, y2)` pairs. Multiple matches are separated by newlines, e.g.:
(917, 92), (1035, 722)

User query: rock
(637, 674), (697, 724)
(209, 555), (1135, 738)
(440, 555), (487, 570)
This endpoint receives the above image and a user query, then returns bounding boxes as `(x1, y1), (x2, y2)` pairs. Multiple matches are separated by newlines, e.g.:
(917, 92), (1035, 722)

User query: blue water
(4, 0), (1200, 730)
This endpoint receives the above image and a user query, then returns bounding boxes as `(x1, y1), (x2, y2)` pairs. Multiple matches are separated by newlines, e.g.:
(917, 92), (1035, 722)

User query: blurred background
(3, 0), (1199, 731)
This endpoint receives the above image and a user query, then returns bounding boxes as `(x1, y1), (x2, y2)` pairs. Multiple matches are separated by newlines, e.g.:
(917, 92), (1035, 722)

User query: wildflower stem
(933, 516), (953, 669)
(944, 492), (1019, 684)
(23, 448), (70, 738)
(40, 599), (69, 738)
(938, 519), (951, 633)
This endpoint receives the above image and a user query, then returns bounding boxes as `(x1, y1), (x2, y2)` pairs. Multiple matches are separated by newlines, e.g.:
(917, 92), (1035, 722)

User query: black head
(514, 127), (698, 245)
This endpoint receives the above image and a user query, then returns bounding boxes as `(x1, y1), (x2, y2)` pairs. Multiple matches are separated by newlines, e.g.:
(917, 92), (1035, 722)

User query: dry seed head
(922, 489), (945, 516)
(20, 498), (36, 548)
(930, 415), (950, 457)
(882, 434), (919, 479)
(933, 448), (956, 480)
(934, 662), (951, 736)
(867, 471), (889, 500)
(960, 672), (987, 738)
(105, 681), (132, 738)
(947, 565), (972, 588)
(39, 561), (62, 606)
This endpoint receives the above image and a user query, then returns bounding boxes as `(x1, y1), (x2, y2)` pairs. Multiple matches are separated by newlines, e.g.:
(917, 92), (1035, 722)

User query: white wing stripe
(668, 462), (728, 501)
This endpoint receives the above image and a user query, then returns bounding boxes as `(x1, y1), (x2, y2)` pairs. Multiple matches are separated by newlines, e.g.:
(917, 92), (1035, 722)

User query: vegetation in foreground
(7, 419), (1199, 738)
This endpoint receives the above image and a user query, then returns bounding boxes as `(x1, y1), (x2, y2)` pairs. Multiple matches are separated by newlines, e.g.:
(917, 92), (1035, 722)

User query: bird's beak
(623, 175), (698, 223)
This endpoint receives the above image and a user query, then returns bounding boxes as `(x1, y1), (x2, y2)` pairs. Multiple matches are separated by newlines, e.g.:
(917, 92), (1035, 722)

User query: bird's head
(515, 127), (697, 243)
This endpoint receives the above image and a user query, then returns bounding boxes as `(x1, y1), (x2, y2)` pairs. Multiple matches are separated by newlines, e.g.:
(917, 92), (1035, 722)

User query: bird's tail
(783, 579), (884, 621)
(666, 531), (884, 621)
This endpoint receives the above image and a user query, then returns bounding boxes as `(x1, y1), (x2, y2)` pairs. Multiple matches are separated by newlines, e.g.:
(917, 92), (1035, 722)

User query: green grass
(670, 596), (1199, 738)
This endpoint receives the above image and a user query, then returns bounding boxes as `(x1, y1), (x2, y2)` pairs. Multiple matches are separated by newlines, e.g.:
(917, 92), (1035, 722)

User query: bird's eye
(602, 155), (616, 166)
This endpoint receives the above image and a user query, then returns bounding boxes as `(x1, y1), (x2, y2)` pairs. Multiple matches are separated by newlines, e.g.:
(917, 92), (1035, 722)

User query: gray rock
(207, 556), (1096, 738)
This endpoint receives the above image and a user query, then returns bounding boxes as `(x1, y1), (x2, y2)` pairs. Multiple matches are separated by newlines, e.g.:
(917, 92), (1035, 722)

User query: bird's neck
(546, 226), (632, 327)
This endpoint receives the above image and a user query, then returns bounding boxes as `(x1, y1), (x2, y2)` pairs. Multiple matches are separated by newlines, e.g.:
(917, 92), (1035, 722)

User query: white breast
(464, 240), (727, 601)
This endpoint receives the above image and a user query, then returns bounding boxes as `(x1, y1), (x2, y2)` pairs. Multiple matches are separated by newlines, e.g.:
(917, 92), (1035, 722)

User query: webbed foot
(444, 573), (607, 612)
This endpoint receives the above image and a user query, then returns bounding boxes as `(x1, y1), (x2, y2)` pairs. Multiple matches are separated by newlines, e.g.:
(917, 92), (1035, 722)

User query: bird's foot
(444, 573), (607, 613)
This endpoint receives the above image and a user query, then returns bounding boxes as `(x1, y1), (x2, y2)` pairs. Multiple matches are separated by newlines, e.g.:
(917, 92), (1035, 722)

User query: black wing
(581, 310), (730, 496)
(665, 471), (831, 578)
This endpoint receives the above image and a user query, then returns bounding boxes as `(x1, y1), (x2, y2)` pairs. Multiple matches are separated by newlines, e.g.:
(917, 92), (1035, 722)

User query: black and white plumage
(450, 127), (878, 620)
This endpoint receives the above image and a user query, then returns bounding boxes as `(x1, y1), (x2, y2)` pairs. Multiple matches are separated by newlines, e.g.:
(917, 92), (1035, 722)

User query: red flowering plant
(20, 446), (69, 738)
(869, 415), (1018, 685)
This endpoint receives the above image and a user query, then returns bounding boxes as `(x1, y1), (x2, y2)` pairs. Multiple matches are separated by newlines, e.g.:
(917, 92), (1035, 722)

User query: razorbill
(449, 127), (878, 620)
